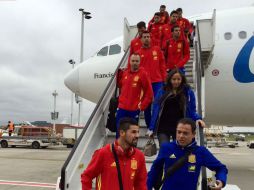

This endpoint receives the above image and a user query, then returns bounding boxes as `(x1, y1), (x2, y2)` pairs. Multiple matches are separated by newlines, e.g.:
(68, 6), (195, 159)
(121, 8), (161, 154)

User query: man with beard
(136, 31), (166, 129)
(81, 117), (147, 190)
(164, 25), (190, 74)
(116, 53), (153, 138)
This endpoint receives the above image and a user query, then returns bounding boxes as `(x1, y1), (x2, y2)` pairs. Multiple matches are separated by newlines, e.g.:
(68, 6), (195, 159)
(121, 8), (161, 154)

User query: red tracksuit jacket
(81, 142), (147, 190)
(118, 67), (153, 111)
(130, 37), (142, 56)
(161, 23), (186, 50)
(165, 37), (190, 69)
(148, 11), (170, 25)
(137, 46), (167, 83)
(148, 22), (164, 47)
(178, 17), (191, 32)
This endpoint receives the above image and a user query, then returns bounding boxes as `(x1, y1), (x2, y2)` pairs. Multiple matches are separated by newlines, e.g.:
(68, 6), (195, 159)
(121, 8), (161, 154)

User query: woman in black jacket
(147, 69), (205, 145)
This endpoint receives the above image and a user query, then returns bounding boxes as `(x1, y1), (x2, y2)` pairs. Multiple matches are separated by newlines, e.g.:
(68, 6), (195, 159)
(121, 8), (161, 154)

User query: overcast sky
(0, 0), (253, 125)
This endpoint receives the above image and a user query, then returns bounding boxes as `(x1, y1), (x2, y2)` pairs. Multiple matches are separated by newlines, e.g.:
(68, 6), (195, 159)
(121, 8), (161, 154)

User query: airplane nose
(64, 68), (79, 93)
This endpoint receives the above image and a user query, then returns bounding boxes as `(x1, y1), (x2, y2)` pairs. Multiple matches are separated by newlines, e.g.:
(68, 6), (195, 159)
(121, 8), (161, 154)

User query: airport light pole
(69, 59), (75, 126)
(74, 9), (91, 128)
(79, 8), (92, 63)
(52, 90), (58, 134)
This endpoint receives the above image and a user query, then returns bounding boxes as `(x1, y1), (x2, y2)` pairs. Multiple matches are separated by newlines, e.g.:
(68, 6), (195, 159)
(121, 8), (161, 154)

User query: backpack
(106, 97), (118, 132)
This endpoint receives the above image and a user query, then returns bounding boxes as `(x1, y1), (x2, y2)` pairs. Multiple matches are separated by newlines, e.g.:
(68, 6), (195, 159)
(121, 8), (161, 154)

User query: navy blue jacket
(147, 140), (228, 190)
(149, 87), (201, 132)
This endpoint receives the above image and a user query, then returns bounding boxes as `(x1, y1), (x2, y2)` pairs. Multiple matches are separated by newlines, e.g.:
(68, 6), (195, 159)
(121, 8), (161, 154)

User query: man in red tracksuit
(130, 21), (146, 56)
(148, 5), (169, 25)
(136, 31), (167, 128)
(161, 10), (186, 50)
(165, 25), (190, 74)
(158, 5), (170, 24)
(81, 117), (147, 190)
(176, 8), (191, 43)
(116, 53), (153, 137)
(148, 12), (164, 47)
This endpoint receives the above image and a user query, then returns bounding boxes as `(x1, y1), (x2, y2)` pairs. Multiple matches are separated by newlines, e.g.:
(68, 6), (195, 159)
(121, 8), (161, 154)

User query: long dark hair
(160, 69), (190, 110)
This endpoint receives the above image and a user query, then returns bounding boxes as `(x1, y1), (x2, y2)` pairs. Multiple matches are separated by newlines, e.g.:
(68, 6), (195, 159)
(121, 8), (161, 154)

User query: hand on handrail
(196, 119), (206, 128)
(146, 129), (154, 137)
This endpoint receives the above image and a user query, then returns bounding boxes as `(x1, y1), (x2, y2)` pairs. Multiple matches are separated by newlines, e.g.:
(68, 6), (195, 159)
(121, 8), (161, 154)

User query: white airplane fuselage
(204, 7), (254, 126)
(64, 7), (254, 126)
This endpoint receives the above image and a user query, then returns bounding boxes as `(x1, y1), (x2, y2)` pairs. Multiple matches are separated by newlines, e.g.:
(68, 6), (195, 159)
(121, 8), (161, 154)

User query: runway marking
(0, 180), (56, 188)
(212, 152), (252, 156)
(228, 153), (251, 156)
(0, 156), (65, 162)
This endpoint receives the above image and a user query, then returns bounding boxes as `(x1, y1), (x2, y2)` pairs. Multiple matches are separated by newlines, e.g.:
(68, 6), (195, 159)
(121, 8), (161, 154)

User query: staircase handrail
(194, 39), (208, 190)
(59, 45), (130, 190)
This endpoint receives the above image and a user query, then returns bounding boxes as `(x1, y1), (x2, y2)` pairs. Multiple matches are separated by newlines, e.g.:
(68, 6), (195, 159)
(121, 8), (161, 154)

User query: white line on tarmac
(0, 180), (56, 188)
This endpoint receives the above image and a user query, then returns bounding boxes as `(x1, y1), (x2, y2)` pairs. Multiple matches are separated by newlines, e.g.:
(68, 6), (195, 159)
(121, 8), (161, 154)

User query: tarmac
(0, 145), (70, 190)
(0, 142), (253, 190)
(209, 142), (254, 190)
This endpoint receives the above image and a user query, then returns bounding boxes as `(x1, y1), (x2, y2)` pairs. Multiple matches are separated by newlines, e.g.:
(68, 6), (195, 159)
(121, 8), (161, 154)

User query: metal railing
(59, 46), (130, 190)
(194, 40), (208, 190)
(196, 20), (205, 77)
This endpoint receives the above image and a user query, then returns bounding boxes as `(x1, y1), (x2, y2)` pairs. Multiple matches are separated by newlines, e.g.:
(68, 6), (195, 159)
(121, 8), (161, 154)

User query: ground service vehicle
(0, 125), (54, 149)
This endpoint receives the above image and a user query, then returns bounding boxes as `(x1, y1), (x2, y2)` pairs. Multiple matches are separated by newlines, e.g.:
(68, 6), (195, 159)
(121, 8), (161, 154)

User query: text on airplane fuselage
(94, 73), (114, 79)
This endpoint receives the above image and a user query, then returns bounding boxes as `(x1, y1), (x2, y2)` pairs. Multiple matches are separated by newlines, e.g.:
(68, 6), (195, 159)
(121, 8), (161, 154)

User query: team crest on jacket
(134, 76), (139, 82)
(169, 154), (176, 159)
(188, 154), (196, 163)
(152, 51), (157, 56)
(110, 162), (116, 167)
(178, 43), (182, 48)
(131, 159), (137, 170)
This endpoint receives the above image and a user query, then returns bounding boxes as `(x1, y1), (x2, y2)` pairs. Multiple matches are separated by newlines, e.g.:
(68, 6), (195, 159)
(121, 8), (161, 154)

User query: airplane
(64, 6), (254, 127)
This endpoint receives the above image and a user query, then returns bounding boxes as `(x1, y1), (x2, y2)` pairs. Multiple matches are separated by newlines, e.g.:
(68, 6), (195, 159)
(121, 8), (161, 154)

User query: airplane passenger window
(109, 44), (121, 55)
(224, 32), (232, 40)
(239, 31), (247, 39)
(97, 46), (108, 56)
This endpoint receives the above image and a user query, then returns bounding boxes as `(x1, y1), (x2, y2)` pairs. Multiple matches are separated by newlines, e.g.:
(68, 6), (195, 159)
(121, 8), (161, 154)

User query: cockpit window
(97, 46), (108, 56)
(109, 44), (121, 55)
(239, 31), (247, 39)
(224, 32), (232, 40)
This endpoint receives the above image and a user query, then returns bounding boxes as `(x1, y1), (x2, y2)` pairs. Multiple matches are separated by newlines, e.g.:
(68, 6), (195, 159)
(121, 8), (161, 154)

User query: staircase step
(185, 64), (194, 67)
(185, 62), (193, 65)
(185, 72), (193, 76)
(185, 67), (192, 72)
(187, 77), (193, 83)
